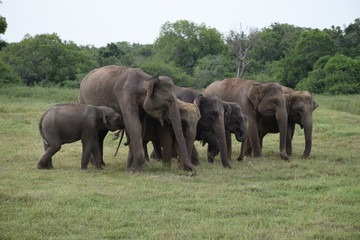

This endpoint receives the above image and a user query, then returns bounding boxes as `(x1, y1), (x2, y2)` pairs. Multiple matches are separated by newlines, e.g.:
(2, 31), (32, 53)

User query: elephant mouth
(262, 110), (275, 116)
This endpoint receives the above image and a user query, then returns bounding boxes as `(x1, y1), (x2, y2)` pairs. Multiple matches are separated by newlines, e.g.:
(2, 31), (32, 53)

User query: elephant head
(194, 93), (232, 168)
(223, 101), (248, 142)
(141, 76), (195, 171)
(97, 106), (124, 132)
(286, 89), (318, 158)
(248, 82), (288, 160)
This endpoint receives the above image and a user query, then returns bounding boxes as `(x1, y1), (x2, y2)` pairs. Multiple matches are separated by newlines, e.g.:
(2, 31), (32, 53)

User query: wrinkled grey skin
(204, 101), (248, 163)
(38, 103), (124, 170)
(79, 66), (196, 173)
(174, 86), (232, 168)
(204, 78), (289, 160)
(252, 87), (318, 158)
(143, 100), (201, 167)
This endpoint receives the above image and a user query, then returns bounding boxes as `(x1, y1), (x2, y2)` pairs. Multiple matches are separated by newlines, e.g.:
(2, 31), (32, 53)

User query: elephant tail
(113, 129), (125, 157)
(38, 114), (50, 147)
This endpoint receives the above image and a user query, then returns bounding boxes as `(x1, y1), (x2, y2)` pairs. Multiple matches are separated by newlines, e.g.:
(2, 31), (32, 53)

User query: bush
(0, 61), (21, 87)
(296, 54), (360, 94)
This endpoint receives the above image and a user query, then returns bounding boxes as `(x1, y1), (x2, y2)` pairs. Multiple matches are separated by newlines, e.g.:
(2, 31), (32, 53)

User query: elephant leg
(121, 110), (146, 172)
(81, 136), (96, 170)
(38, 142), (60, 169)
(248, 121), (262, 158)
(225, 131), (232, 161)
(91, 139), (103, 170)
(207, 141), (219, 163)
(238, 138), (251, 161)
(98, 129), (108, 166)
(143, 141), (150, 161)
(150, 141), (163, 160)
(191, 144), (200, 165)
(159, 128), (173, 167)
(287, 122), (295, 156)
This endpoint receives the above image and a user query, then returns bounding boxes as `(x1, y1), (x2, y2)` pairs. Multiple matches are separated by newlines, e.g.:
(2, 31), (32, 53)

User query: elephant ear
(283, 93), (291, 112)
(247, 83), (262, 109)
(194, 94), (203, 108)
(102, 110), (108, 125)
(143, 77), (159, 98)
(223, 102), (232, 120)
(313, 100), (319, 110)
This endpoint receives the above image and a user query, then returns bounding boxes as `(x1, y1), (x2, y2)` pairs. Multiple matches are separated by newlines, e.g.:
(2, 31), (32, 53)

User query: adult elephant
(175, 86), (232, 168)
(143, 100), (201, 167)
(203, 101), (248, 163)
(204, 78), (289, 160)
(79, 66), (196, 173)
(255, 87), (318, 158)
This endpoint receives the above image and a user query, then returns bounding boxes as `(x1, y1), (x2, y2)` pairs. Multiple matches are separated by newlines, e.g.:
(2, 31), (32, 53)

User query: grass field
(1, 86), (359, 240)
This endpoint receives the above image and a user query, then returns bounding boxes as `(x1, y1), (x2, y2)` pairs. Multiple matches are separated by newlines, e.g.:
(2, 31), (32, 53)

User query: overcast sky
(1, 0), (359, 47)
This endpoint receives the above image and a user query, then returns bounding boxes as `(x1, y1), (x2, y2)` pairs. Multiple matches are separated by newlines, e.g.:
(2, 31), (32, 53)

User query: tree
(252, 23), (305, 64)
(226, 25), (261, 77)
(0, 33), (97, 86)
(154, 20), (226, 74)
(193, 54), (233, 89)
(270, 29), (336, 88)
(297, 54), (360, 94)
(0, 9), (8, 50)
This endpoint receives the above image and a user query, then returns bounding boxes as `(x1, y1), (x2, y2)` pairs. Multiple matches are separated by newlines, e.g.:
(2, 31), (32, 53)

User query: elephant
(79, 66), (196, 173)
(203, 101), (248, 163)
(142, 99), (201, 167)
(204, 78), (289, 160)
(175, 85), (232, 168)
(38, 103), (124, 170)
(253, 87), (318, 158)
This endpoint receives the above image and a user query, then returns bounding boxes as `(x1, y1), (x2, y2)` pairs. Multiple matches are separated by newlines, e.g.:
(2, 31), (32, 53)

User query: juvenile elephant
(204, 78), (289, 160)
(79, 66), (196, 173)
(175, 86), (233, 168)
(38, 103), (124, 170)
(254, 87), (318, 158)
(143, 100), (201, 167)
(203, 101), (248, 163)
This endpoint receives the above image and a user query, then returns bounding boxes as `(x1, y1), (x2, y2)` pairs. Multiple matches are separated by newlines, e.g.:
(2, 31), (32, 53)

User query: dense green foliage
(0, 19), (359, 93)
(1, 86), (360, 239)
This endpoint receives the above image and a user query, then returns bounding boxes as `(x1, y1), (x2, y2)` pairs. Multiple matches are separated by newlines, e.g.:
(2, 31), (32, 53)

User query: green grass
(1, 86), (359, 239)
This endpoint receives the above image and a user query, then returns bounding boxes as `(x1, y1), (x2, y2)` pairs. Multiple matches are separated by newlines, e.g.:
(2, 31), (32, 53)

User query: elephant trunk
(168, 106), (196, 173)
(276, 108), (289, 160)
(302, 114), (313, 158)
(215, 117), (232, 168)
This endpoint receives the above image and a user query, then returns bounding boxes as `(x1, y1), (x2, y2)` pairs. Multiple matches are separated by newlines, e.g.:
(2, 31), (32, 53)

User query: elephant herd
(38, 65), (318, 174)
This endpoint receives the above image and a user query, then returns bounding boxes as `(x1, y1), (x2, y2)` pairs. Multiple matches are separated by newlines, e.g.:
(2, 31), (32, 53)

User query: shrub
(0, 61), (21, 87)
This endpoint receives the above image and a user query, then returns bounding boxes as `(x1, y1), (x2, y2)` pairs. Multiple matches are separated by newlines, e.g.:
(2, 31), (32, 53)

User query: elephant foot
(207, 153), (215, 163)
(222, 162), (233, 169)
(127, 166), (143, 173)
(37, 162), (54, 170)
(281, 152), (289, 161)
(177, 162), (196, 175)
(191, 158), (200, 166)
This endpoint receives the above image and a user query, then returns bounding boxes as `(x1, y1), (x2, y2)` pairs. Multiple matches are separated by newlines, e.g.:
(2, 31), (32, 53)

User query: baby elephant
(38, 103), (124, 170)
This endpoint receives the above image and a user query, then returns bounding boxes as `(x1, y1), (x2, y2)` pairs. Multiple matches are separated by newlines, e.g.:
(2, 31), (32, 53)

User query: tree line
(0, 17), (359, 94)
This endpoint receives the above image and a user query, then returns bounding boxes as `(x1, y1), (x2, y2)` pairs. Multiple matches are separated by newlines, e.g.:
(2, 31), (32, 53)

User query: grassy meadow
(0, 86), (359, 240)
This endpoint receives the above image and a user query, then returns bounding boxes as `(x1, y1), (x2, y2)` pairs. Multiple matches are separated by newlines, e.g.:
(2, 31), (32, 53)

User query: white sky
(1, 0), (359, 47)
